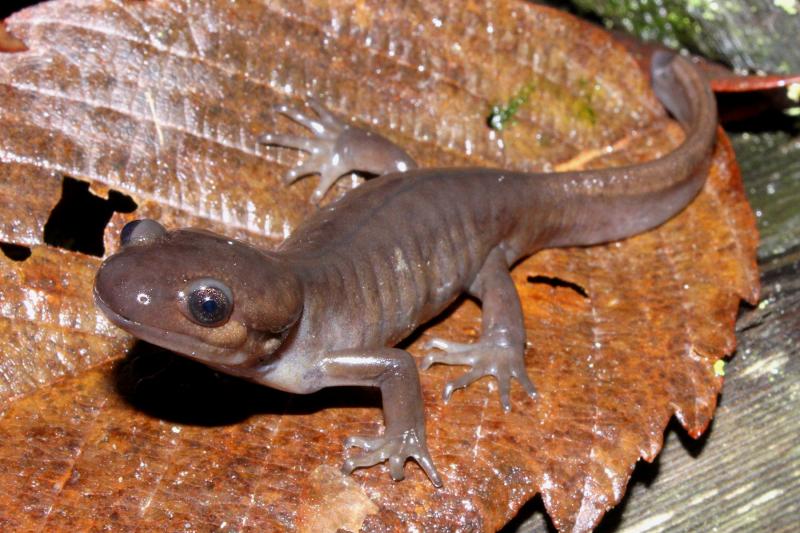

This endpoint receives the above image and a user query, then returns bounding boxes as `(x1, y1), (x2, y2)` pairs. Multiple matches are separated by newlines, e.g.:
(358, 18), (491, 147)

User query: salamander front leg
(259, 99), (417, 203)
(311, 348), (442, 487)
(421, 247), (536, 411)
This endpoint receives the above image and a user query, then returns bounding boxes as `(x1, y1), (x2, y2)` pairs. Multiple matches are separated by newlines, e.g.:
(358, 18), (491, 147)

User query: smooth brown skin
(94, 53), (717, 487)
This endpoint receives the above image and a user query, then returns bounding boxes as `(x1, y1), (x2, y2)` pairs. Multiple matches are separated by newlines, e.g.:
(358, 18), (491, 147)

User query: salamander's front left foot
(421, 331), (536, 412)
(259, 99), (417, 203)
(343, 427), (442, 487)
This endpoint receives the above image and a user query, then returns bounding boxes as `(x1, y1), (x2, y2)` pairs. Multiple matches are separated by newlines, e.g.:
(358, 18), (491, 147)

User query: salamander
(93, 52), (717, 487)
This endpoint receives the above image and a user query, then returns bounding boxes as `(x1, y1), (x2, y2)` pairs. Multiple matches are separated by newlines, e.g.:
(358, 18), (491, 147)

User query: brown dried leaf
(0, 22), (27, 53)
(0, 1), (759, 531)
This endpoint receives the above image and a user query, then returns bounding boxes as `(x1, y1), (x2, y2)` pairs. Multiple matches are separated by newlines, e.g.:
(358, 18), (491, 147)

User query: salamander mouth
(93, 285), (232, 365)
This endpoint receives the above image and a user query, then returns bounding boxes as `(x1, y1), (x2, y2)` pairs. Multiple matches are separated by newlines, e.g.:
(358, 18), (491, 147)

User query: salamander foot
(343, 428), (442, 487)
(259, 99), (417, 203)
(421, 332), (536, 412)
(259, 100), (351, 203)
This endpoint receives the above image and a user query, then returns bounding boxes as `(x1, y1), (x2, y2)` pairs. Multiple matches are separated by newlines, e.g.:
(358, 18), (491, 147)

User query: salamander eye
(120, 219), (166, 247)
(185, 278), (233, 326)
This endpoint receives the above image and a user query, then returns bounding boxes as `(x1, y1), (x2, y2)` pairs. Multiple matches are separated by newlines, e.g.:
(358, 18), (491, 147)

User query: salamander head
(94, 220), (303, 374)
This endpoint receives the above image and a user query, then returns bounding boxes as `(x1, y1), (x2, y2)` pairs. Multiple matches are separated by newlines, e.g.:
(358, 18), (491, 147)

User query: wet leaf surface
(0, 1), (759, 531)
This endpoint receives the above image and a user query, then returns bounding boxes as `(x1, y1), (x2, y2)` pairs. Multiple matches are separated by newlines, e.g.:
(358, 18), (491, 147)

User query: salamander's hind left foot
(421, 333), (536, 412)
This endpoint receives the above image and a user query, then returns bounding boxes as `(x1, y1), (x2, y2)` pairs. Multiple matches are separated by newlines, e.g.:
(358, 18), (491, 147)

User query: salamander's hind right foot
(421, 332), (536, 412)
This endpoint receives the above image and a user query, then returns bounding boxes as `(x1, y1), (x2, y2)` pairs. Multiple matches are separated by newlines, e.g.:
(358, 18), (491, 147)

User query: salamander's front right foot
(259, 99), (417, 203)
(343, 427), (442, 487)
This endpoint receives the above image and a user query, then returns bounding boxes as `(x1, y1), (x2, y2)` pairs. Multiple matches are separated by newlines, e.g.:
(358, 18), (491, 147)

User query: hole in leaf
(0, 242), (31, 261)
(43, 177), (137, 257)
(1, 1), (41, 20)
(527, 275), (588, 298)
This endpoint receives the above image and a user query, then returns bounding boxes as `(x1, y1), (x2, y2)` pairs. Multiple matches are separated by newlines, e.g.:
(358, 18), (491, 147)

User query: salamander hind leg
(259, 99), (417, 203)
(311, 348), (442, 487)
(421, 247), (536, 412)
